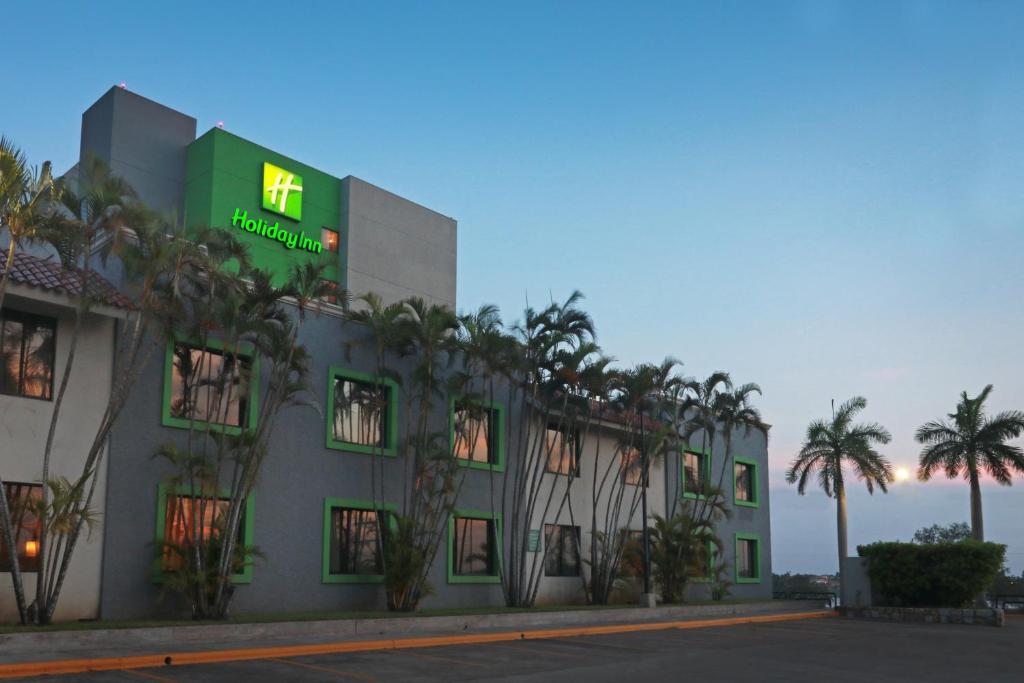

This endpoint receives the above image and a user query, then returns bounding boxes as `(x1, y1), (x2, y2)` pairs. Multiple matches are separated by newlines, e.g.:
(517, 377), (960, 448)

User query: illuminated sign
(262, 162), (303, 220)
(231, 208), (322, 254)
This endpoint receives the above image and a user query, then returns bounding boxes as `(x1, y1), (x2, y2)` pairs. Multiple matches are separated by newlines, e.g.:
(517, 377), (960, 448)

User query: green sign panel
(527, 529), (541, 552)
(262, 161), (303, 221)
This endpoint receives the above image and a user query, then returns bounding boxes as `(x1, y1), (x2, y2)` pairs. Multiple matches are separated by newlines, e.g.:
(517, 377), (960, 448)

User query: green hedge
(857, 541), (1005, 608)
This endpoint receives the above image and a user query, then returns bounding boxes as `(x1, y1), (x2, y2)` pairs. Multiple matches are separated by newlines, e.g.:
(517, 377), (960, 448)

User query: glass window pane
(162, 495), (242, 572)
(737, 538), (758, 579)
(170, 344), (250, 427)
(622, 448), (644, 486)
(330, 507), (383, 575)
(0, 318), (24, 395)
(0, 483), (42, 572)
(736, 463), (754, 502)
(333, 378), (387, 447)
(321, 228), (339, 253)
(546, 427), (578, 475)
(685, 452), (705, 495)
(544, 524), (580, 577)
(453, 517), (494, 576)
(453, 404), (493, 463)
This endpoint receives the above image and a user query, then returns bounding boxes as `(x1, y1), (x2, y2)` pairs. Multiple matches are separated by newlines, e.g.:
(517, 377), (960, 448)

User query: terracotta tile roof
(1, 251), (133, 310)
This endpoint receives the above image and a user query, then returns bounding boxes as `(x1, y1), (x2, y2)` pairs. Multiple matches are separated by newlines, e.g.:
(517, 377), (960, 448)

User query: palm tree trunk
(968, 470), (984, 541)
(836, 482), (848, 564)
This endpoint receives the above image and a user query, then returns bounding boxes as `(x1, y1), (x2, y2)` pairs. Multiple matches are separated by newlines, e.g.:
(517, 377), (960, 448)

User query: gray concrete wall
(342, 177), (457, 310)
(98, 309), (513, 619)
(841, 556), (872, 608)
(80, 87), (197, 221)
(664, 427), (774, 602)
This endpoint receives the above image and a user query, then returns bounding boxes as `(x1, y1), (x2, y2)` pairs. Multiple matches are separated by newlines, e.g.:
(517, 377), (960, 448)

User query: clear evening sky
(5, 1), (1022, 573)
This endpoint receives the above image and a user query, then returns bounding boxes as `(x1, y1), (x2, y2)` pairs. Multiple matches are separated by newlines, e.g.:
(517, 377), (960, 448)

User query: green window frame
(153, 483), (255, 584)
(447, 509), (503, 584)
(161, 337), (259, 435)
(733, 456), (759, 508)
(325, 366), (399, 456)
(449, 397), (506, 472)
(321, 498), (397, 584)
(734, 532), (761, 584)
(682, 448), (711, 500)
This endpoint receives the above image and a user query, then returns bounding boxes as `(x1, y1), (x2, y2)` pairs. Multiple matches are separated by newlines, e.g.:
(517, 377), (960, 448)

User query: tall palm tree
(787, 397), (893, 573)
(916, 385), (1024, 541)
(0, 136), (55, 308)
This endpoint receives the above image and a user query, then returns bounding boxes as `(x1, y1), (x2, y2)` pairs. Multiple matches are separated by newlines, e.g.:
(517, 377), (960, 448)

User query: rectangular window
(734, 458), (758, 507)
(160, 494), (246, 574)
(0, 309), (55, 400)
(683, 450), (707, 498)
(544, 524), (580, 577)
(321, 228), (339, 253)
(453, 402), (497, 464)
(545, 426), (580, 476)
(0, 482), (42, 572)
(332, 377), (389, 449)
(169, 343), (252, 428)
(736, 535), (760, 582)
(621, 447), (645, 486)
(452, 516), (497, 577)
(328, 506), (385, 576)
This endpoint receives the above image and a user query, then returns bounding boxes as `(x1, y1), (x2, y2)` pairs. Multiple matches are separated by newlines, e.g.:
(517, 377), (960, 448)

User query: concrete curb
(0, 599), (816, 657)
(0, 609), (835, 680)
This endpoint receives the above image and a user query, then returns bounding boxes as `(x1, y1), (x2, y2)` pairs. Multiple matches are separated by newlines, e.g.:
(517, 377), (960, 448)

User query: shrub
(858, 541), (1005, 607)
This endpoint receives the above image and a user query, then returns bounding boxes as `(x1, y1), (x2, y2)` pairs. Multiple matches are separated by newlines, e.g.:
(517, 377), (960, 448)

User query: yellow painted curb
(0, 610), (835, 679)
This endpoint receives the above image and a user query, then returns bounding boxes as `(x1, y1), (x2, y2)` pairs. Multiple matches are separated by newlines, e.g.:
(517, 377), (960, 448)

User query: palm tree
(787, 397), (893, 574)
(0, 136), (55, 308)
(916, 385), (1024, 541)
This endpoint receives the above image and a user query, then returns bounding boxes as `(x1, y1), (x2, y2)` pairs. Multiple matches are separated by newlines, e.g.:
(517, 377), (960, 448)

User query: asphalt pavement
(13, 615), (1021, 682)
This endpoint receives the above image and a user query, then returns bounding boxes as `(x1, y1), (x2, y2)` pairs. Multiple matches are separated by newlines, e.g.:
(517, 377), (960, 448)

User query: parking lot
(16, 615), (1021, 682)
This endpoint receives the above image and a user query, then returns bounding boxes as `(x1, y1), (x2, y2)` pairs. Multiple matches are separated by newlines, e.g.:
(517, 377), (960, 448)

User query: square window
(157, 488), (252, 582)
(167, 342), (253, 429)
(331, 375), (391, 450)
(0, 309), (56, 400)
(544, 524), (581, 577)
(328, 506), (385, 576)
(321, 228), (339, 254)
(451, 516), (497, 578)
(0, 482), (42, 572)
(545, 426), (580, 476)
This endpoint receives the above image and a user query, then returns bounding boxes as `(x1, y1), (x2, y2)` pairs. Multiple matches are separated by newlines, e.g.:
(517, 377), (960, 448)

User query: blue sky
(5, 1), (1023, 573)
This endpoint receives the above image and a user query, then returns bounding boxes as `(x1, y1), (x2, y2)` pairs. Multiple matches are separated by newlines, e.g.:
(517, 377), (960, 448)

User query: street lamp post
(639, 413), (654, 606)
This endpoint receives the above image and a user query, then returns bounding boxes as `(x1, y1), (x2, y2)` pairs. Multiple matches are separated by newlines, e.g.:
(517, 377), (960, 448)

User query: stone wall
(841, 606), (1004, 627)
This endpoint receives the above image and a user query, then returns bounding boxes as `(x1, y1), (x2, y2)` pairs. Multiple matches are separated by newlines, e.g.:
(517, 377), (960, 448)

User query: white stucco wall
(0, 293), (115, 622)
(530, 423), (668, 606)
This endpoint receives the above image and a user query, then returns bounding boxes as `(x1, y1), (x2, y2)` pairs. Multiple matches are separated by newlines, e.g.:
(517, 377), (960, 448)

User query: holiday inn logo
(262, 162), (303, 220)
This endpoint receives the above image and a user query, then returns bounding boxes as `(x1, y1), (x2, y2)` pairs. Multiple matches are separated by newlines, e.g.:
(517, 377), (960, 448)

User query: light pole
(639, 411), (654, 606)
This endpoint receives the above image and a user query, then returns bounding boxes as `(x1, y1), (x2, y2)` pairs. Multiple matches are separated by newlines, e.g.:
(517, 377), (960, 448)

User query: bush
(858, 541), (1005, 607)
